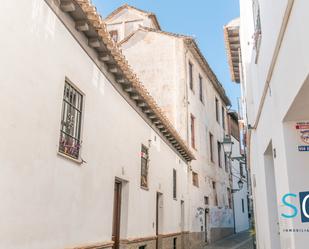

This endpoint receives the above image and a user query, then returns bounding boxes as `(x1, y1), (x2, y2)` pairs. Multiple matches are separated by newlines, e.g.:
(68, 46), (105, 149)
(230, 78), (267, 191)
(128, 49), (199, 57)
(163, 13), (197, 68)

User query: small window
(242, 199), (245, 213)
(109, 30), (118, 42)
(141, 145), (149, 188)
(217, 141), (222, 168)
(209, 132), (214, 162)
(139, 246), (146, 249)
(222, 106), (225, 130)
(190, 114), (196, 149)
(240, 163), (244, 177)
(59, 81), (83, 160)
(192, 172), (199, 187)
(215, 98), (220, 123)
(173, 169), (177, 199)
(173, 238), (177, 249)
(189, 61), (193, 91)
(204, 196), (209, 205)
(199, 75), (203, 102)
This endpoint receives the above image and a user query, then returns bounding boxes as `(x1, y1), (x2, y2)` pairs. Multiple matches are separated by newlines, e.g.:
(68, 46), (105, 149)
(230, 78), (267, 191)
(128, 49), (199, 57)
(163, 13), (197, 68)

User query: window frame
(199, 74), (203, 103)
(209, 132), (214, 163)
(215, 98), (220, 124)
(221, 106), (225, 130)
(189, 61), (194, 92)
(217, 141), (222, 168)
(192, 172), (199, 187)
(190, 114), (196, 149)
(58, 79), (84, 161)
(173, 169), (177, 199)
(109, 30), (119, 43)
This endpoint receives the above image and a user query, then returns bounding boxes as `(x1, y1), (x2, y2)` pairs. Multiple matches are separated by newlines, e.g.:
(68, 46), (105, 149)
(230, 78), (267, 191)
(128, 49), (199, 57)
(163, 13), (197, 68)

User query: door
(112, 181), (122, 249)
(180, 201), (185, 249)
(264, 143), (281, 249)
(156, 193), (163, 249)
(204, 210), (208, 243)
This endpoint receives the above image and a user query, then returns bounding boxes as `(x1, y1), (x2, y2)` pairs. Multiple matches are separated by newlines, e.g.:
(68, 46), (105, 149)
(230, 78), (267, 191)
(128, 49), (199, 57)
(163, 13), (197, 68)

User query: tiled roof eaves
(59, 0), (195, 162)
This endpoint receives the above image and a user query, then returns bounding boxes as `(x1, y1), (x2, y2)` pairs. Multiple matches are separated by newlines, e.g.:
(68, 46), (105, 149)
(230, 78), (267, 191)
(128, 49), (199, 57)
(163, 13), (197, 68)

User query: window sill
(173, 198), (178, 201)
(57, 151), (83, 165)
(141, 186), (149, 191)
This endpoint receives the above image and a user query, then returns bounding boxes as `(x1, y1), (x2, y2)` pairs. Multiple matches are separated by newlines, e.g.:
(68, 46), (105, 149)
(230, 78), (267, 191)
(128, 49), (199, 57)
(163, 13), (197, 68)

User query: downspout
(252, 0), (294, 129)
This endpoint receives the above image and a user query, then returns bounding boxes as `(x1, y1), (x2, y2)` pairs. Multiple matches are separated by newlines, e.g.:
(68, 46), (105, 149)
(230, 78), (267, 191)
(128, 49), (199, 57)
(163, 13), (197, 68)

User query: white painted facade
(106, 6), (234, 244)
(236, 0), (309, 248)
(0, 1), (192, 248)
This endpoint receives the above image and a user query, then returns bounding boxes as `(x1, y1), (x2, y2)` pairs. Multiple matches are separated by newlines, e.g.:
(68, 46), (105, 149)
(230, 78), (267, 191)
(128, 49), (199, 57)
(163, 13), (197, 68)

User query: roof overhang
(224, 18), (241, 83)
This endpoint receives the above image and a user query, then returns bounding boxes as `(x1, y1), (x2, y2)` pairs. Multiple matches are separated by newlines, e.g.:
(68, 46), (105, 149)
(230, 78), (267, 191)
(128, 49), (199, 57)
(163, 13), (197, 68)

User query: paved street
(203, 231), (253, 249)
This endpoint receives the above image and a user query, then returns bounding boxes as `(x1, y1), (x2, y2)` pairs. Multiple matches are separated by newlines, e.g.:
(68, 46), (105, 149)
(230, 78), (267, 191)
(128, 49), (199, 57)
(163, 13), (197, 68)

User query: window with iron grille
(252, 0), (262, 54)
(59, 81), (83, 159)
(173, 169), (177, 199)
(141, 145), (149, 188)
(242, 199), (245, 213)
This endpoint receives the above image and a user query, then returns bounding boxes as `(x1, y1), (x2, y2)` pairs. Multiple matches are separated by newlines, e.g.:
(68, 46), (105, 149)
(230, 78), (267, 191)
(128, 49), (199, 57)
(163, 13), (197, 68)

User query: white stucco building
(225, 0), (309, 248)
(105, 5), (234, 246)
(0, 1), (197, 249)
(227, 112), (250, 233)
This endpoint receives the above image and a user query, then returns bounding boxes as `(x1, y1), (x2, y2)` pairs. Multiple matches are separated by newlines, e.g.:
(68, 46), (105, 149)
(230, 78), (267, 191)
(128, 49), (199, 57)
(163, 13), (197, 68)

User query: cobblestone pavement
(202, 231), (253, 249)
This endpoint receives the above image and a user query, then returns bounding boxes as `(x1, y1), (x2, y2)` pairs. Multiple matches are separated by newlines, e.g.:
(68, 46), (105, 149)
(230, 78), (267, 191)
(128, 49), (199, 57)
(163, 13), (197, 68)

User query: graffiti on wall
(209, 207), (234, 228)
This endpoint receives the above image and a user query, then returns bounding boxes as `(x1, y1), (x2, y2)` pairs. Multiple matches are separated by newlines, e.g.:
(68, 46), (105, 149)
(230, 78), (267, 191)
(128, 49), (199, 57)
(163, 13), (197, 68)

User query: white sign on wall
(296, 122), (309, 152)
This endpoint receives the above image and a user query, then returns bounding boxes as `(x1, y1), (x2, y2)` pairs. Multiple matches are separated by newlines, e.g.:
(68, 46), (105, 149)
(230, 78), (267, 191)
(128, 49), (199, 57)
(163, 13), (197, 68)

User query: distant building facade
(105, 4), (234, 246)
(227, 112), (250, 233)
(225, 0), (309, 248)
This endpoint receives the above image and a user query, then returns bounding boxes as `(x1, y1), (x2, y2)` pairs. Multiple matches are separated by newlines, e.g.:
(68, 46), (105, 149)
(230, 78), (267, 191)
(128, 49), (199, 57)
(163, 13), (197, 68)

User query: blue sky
(93, 0), (240, 108)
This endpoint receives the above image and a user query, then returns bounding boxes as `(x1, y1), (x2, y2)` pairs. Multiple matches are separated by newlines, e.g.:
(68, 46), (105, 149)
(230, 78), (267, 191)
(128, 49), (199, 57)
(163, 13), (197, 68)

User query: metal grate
(59, 81), (83, 159)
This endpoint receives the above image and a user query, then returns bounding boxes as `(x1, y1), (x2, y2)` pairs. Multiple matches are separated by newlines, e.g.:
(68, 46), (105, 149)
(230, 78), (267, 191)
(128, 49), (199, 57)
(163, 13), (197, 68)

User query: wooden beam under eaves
(60, 1), (75, 12)
(116, 77), (126, 84)
(123, 86), (133, 92)
(76, 21), (89, 32)
(88, 38), (101, 48)
(137, 102), (147, 108)
(109, 66), (119, 74)
(99, 52), (111, 62)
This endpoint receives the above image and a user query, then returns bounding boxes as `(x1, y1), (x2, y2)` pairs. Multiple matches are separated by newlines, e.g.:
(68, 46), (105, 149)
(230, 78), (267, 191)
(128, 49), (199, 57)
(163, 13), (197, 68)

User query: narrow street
(203, 231), (253, 249)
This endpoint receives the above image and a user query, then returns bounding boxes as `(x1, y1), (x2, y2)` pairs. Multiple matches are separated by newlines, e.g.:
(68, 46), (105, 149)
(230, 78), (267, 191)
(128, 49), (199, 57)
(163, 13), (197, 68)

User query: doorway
(204, 209), (208, 243)
(180, 201), (185, 249)
(264, 142), (281, 249)
(156, 192), (163, 249)
(112, 180), (122, 249)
